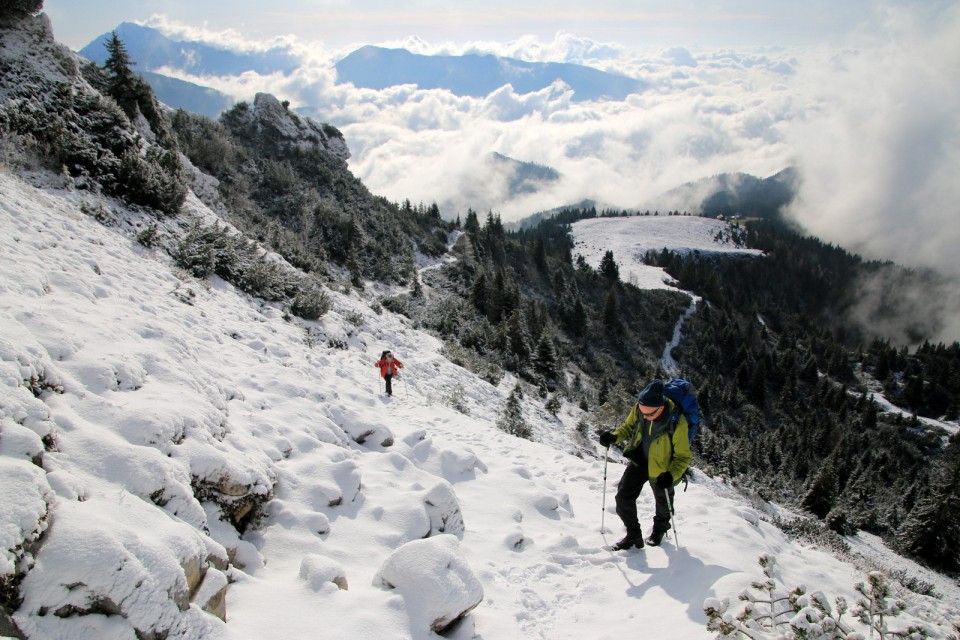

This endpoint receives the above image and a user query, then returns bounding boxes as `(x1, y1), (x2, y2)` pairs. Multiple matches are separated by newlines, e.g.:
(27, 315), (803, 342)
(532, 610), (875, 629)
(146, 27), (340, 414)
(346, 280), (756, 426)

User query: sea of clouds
(140, 4), (960, 343)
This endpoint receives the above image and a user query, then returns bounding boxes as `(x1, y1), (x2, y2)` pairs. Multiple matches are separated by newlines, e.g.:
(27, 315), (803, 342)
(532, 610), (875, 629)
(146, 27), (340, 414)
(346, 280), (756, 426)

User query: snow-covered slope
(570, 215), (761, 291)
(1, 170), (958, 639)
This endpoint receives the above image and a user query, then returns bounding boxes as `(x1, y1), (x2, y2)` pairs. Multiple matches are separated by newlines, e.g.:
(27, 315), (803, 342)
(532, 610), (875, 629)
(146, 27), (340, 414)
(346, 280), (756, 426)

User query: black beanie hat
(637, 380), (665, 407)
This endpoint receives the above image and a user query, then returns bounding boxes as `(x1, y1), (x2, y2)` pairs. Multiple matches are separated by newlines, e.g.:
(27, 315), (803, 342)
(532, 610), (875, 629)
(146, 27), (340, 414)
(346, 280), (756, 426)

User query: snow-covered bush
(174, 223), (258, 281)
(443, 383), (470, 415)
(290, 283), (332, 320)
(235, 259), (299, 302)
(705, 555), (932, 639)
(0, 458), (50, 613)
(0, 11), (187, 216)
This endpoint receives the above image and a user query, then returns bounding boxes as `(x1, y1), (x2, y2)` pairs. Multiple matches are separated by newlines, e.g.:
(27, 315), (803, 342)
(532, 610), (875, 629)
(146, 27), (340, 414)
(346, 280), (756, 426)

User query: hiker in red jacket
(374, 350), (404, 396)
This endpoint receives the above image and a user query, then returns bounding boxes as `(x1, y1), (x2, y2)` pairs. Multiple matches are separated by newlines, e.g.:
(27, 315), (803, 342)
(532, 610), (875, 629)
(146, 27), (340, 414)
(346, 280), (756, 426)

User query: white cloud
(783, 4), (960, 274)
(779, 3), (960, 343)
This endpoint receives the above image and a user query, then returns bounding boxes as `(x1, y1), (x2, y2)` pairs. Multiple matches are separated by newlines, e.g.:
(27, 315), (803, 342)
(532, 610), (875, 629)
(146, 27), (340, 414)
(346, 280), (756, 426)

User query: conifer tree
(470, 272), (488, 314)
(497, 385), (531, 439)
(802, 453), (841, 519)
(602, 289), (619, 333)
(568, 296), (588, 337)
(104, 32), (140, 116)
(895, 457), (960, 573)
(534, 333), (559, 389)
(599, 250), (620, 282)
(506, 309), (532, 364)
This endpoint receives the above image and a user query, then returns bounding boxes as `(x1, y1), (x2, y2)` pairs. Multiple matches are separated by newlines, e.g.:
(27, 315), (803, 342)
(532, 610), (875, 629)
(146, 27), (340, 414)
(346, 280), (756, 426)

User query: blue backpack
(662, 378), (700, 444)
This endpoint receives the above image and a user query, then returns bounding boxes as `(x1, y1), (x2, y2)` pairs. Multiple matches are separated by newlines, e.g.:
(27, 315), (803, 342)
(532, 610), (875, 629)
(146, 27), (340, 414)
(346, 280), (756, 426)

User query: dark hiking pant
(383, 374), (393, 395)
(615, 461), (674, 536)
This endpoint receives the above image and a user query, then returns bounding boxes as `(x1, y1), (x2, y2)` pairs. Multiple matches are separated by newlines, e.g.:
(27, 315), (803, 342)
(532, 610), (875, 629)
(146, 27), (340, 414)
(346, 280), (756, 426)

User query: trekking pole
(665, 490), (681, 548)
(601, 446), (610, 533)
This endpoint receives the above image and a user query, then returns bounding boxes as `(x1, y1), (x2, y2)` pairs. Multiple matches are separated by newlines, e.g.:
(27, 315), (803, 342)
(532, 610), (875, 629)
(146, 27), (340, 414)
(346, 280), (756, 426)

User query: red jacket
(375, 356), (403, 377)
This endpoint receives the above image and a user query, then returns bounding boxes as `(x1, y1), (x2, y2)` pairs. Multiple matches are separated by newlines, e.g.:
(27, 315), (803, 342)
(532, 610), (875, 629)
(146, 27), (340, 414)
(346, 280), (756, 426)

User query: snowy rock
(191, 567), (229, 620)
(0, 457), (51, 588)
(440, 446), (488, 477)
(342, 420), (395, 448)
(13, 495), (226, 639)
(374, 535), (483, 634)
(504, 529), (527, 550)
(309, 458), (362, 507)
(190, 458), (276, 533)
(402, 429), (427, 446)
(299, 554), (348, 591)
(421, 480), (465, 538)
(0, 419), (45, 465)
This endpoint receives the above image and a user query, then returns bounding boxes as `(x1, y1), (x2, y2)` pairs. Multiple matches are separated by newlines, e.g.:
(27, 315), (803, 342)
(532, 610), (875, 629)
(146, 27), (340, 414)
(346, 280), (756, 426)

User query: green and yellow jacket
(612, 398), (692, 486)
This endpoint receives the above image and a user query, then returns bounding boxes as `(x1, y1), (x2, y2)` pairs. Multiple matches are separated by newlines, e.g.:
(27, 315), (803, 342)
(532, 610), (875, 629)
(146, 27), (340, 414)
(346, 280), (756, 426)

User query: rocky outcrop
(250, 93), (350, 161)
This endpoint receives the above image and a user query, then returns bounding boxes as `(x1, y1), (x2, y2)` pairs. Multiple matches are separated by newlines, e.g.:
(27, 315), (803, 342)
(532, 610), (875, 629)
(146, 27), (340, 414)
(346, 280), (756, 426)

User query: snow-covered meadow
(1, 169), (958, 639)
(570, 214), (762, 292)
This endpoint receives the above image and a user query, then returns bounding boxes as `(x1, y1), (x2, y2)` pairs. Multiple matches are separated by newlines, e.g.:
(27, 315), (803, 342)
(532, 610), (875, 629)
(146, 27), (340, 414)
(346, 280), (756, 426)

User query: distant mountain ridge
(77, 22), (299, 118)
(334, 45), (647, 101)
(659, 168), (798, 219)
(79, 22), (299, 77)
(515, 168), (797, 229)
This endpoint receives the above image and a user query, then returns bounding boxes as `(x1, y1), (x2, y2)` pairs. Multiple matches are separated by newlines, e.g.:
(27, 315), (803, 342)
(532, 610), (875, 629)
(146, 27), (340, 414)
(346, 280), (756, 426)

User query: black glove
(656, 472), (674, 489)
(599, 430), (617, 447)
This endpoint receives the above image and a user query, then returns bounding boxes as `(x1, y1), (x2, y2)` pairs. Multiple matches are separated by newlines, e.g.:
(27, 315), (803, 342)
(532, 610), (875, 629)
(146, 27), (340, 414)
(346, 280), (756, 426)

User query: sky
(42, 0), (942, 51)
(37, 0), (960, 343)
(2, 168), (958, 638)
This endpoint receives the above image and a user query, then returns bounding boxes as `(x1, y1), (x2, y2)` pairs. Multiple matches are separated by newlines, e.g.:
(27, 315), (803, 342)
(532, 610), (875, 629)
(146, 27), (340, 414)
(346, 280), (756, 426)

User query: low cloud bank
(782, 4), (960, 344)
(146, 6), (960, 343)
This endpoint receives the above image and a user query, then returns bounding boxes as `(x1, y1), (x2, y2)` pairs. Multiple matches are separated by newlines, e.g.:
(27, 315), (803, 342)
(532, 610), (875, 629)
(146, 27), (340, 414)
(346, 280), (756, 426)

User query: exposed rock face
(251, 93), (350, 161)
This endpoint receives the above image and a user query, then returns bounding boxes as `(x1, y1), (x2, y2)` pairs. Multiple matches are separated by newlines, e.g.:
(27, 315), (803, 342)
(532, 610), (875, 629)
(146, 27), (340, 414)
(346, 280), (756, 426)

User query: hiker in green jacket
(599, 380), (692, 550)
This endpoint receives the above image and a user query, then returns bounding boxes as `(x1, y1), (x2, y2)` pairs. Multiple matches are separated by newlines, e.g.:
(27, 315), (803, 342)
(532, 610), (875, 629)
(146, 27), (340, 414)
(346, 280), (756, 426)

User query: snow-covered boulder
(421, 480), (465, 538)
(298, 554), (348, 592)
(374, 535), (483, 634)
(13, 494), (228, 639)
(326, 405), (395, 447)
(189, 451), (276, 533)
(440, 446), (488, 478)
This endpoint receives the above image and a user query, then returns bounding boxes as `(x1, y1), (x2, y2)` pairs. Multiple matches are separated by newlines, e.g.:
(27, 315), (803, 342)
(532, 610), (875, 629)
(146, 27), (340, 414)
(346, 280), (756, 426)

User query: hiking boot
(644, 529), (667, 547)
(612, 532), (644, 550)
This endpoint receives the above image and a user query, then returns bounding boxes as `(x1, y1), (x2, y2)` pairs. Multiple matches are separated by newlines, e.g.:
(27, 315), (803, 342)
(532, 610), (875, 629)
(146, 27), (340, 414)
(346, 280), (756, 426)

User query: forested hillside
(393, 207), (960, 576)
